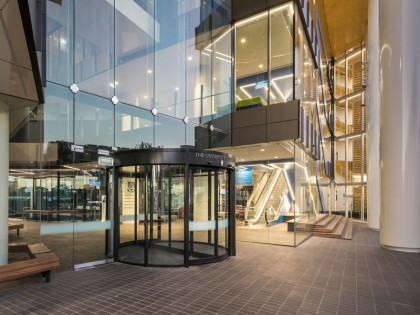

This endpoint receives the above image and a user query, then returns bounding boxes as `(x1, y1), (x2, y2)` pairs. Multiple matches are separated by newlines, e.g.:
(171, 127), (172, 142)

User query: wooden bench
(8, 223), (24, 235)
(0, 243), (60, 283)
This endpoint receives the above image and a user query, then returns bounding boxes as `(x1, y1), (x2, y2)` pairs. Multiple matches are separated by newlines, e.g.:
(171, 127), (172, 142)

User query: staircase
(312, 214), (353, 240)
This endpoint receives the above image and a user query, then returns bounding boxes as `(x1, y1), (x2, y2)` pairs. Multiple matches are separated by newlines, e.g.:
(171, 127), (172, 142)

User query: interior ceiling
(317, 0), (368, 57)
(216, 141), (294, 163)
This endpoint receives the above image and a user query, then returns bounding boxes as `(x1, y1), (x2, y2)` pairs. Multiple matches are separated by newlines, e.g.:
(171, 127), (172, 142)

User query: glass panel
(218, 170), (228, 256)
(347, 136), (362, 183)
(155, 0), (186, 118)
(74, 92), (114, 147)
(43, 82), (74, 144)
(335, 139), (346, 184)
(155, 114), (185, 148)
(74, 0), (114, 97)
(335, 58), (345, 99)
(115, 104), (154, 149)
(186, 0), (212, 104)
(335, 185), (346, 215)
(189, 168), (215, 261)
(235, 13), (268, 107)
(212, 26), (232, 116)
(46, 0), (73, 85)
(148, 165), (185, 265)
(346, 49), (362, 94)
(118, 166), (146, 265)
(294, 145), (317, 246)
(115, 1), (154, 108)
(270, 4), (293, 104)
(73, 165), (110, 265)
(347, 95), (362, 134)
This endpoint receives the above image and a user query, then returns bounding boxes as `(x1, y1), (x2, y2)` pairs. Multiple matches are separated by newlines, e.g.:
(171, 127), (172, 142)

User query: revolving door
(113, 148), (235, 266)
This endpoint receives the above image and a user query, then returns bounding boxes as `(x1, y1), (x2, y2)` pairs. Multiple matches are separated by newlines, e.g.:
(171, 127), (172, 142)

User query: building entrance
(112, 148), (235, 267)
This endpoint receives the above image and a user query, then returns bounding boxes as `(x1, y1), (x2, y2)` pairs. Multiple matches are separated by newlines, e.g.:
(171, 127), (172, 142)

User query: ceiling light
(260, 149), (265, 152)
(148, 69), (152, 74)
(259, 64), (263, 68)
(188, 56), (193, 61)
(240, 38), (246, 43)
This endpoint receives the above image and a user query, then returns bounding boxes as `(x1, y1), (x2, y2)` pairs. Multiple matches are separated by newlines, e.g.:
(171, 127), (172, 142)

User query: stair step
(315, 215), (336, 229)
(341, 219), (353, 240)
(332, 217), (347, 237)
(314, 215), (340, 232)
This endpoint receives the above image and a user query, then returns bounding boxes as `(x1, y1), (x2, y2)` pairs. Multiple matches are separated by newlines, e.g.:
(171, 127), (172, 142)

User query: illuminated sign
(236, 168), (253, 185)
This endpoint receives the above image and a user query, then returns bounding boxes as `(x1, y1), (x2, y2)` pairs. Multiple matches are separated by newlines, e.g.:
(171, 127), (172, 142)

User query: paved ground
(1, 223), (420, 315)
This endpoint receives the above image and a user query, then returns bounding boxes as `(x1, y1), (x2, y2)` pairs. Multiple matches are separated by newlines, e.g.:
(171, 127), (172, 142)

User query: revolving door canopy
(112, 148), (236, 267)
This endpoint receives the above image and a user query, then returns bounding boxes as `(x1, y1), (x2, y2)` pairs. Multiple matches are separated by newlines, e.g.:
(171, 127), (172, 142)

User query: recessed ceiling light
(188, 56), (193, 61)
(144, 95), (148, 99)
(260, 149), (265, 152)
(240, 38), (246, 43)
(147, 69), (152, 74)
(259, 64), (263, 68)
(274, 156), (278, 159)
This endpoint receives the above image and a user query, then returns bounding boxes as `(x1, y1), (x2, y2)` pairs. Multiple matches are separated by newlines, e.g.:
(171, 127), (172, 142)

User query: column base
(382, 244), (420, 253)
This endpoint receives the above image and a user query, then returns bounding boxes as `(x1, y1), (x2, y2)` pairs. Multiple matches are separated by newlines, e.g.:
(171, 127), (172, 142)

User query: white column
(0, 110), (9, 265)
(379, 0), (420, 252)
(367, 0), (380, 230)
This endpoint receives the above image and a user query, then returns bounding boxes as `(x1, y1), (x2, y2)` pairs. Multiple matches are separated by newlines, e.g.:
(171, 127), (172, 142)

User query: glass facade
(9, 0), (233, 268)
(334, 44), (367, 221)
(235, 4), (293, 109)
(7, 0), (348, 270)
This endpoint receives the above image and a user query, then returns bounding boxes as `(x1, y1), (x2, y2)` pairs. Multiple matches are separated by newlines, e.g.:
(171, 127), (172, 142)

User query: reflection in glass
(74, 0), (114, 97)
(155, 115), (185, 148)
(155, 0), (186, 118)
(270, 6), (293, 104)
(43, 83), (74, 144)
(115, 104), (154, 149)
(46, 0), (73, 85)
(189, 168), (215, 260)
(235, 14), (268, 105)
(115, 1), (154, 108)
(74, 92), (114, 146)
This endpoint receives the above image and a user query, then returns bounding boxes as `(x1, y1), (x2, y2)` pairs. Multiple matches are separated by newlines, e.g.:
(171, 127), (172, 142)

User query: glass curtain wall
(235, 3), (293, 110)
(334, 44), (367, 220)
(8, 0), (233, 268)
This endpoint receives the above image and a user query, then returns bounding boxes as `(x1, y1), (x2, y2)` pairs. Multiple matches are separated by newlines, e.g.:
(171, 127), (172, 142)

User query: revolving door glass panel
(118, 165), (185, 266)
(189, 167), (230, 263)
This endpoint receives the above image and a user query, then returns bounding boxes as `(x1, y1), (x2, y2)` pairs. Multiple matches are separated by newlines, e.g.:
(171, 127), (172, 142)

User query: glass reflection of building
(7, 0), (341, 269)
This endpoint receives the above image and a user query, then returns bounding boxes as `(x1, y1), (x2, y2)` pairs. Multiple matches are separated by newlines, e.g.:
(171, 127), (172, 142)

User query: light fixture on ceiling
(240, 38), (246, 43)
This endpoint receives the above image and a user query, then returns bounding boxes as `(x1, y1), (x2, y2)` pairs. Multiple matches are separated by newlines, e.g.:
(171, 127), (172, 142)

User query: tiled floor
(1, 223), (420, 314)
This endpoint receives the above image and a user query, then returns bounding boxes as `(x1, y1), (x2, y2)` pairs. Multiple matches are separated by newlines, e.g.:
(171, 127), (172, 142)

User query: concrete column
(367, 0), (380, 230)
(0, 110), (9, 265)
(379, 0), (420, 252)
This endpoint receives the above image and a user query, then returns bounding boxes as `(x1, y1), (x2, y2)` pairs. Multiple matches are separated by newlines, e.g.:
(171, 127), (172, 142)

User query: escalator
(245, 169), (291, 226)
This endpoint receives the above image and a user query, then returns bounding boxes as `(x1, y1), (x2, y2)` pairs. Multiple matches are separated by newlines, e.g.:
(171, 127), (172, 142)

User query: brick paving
(1, 223), (420, 314)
